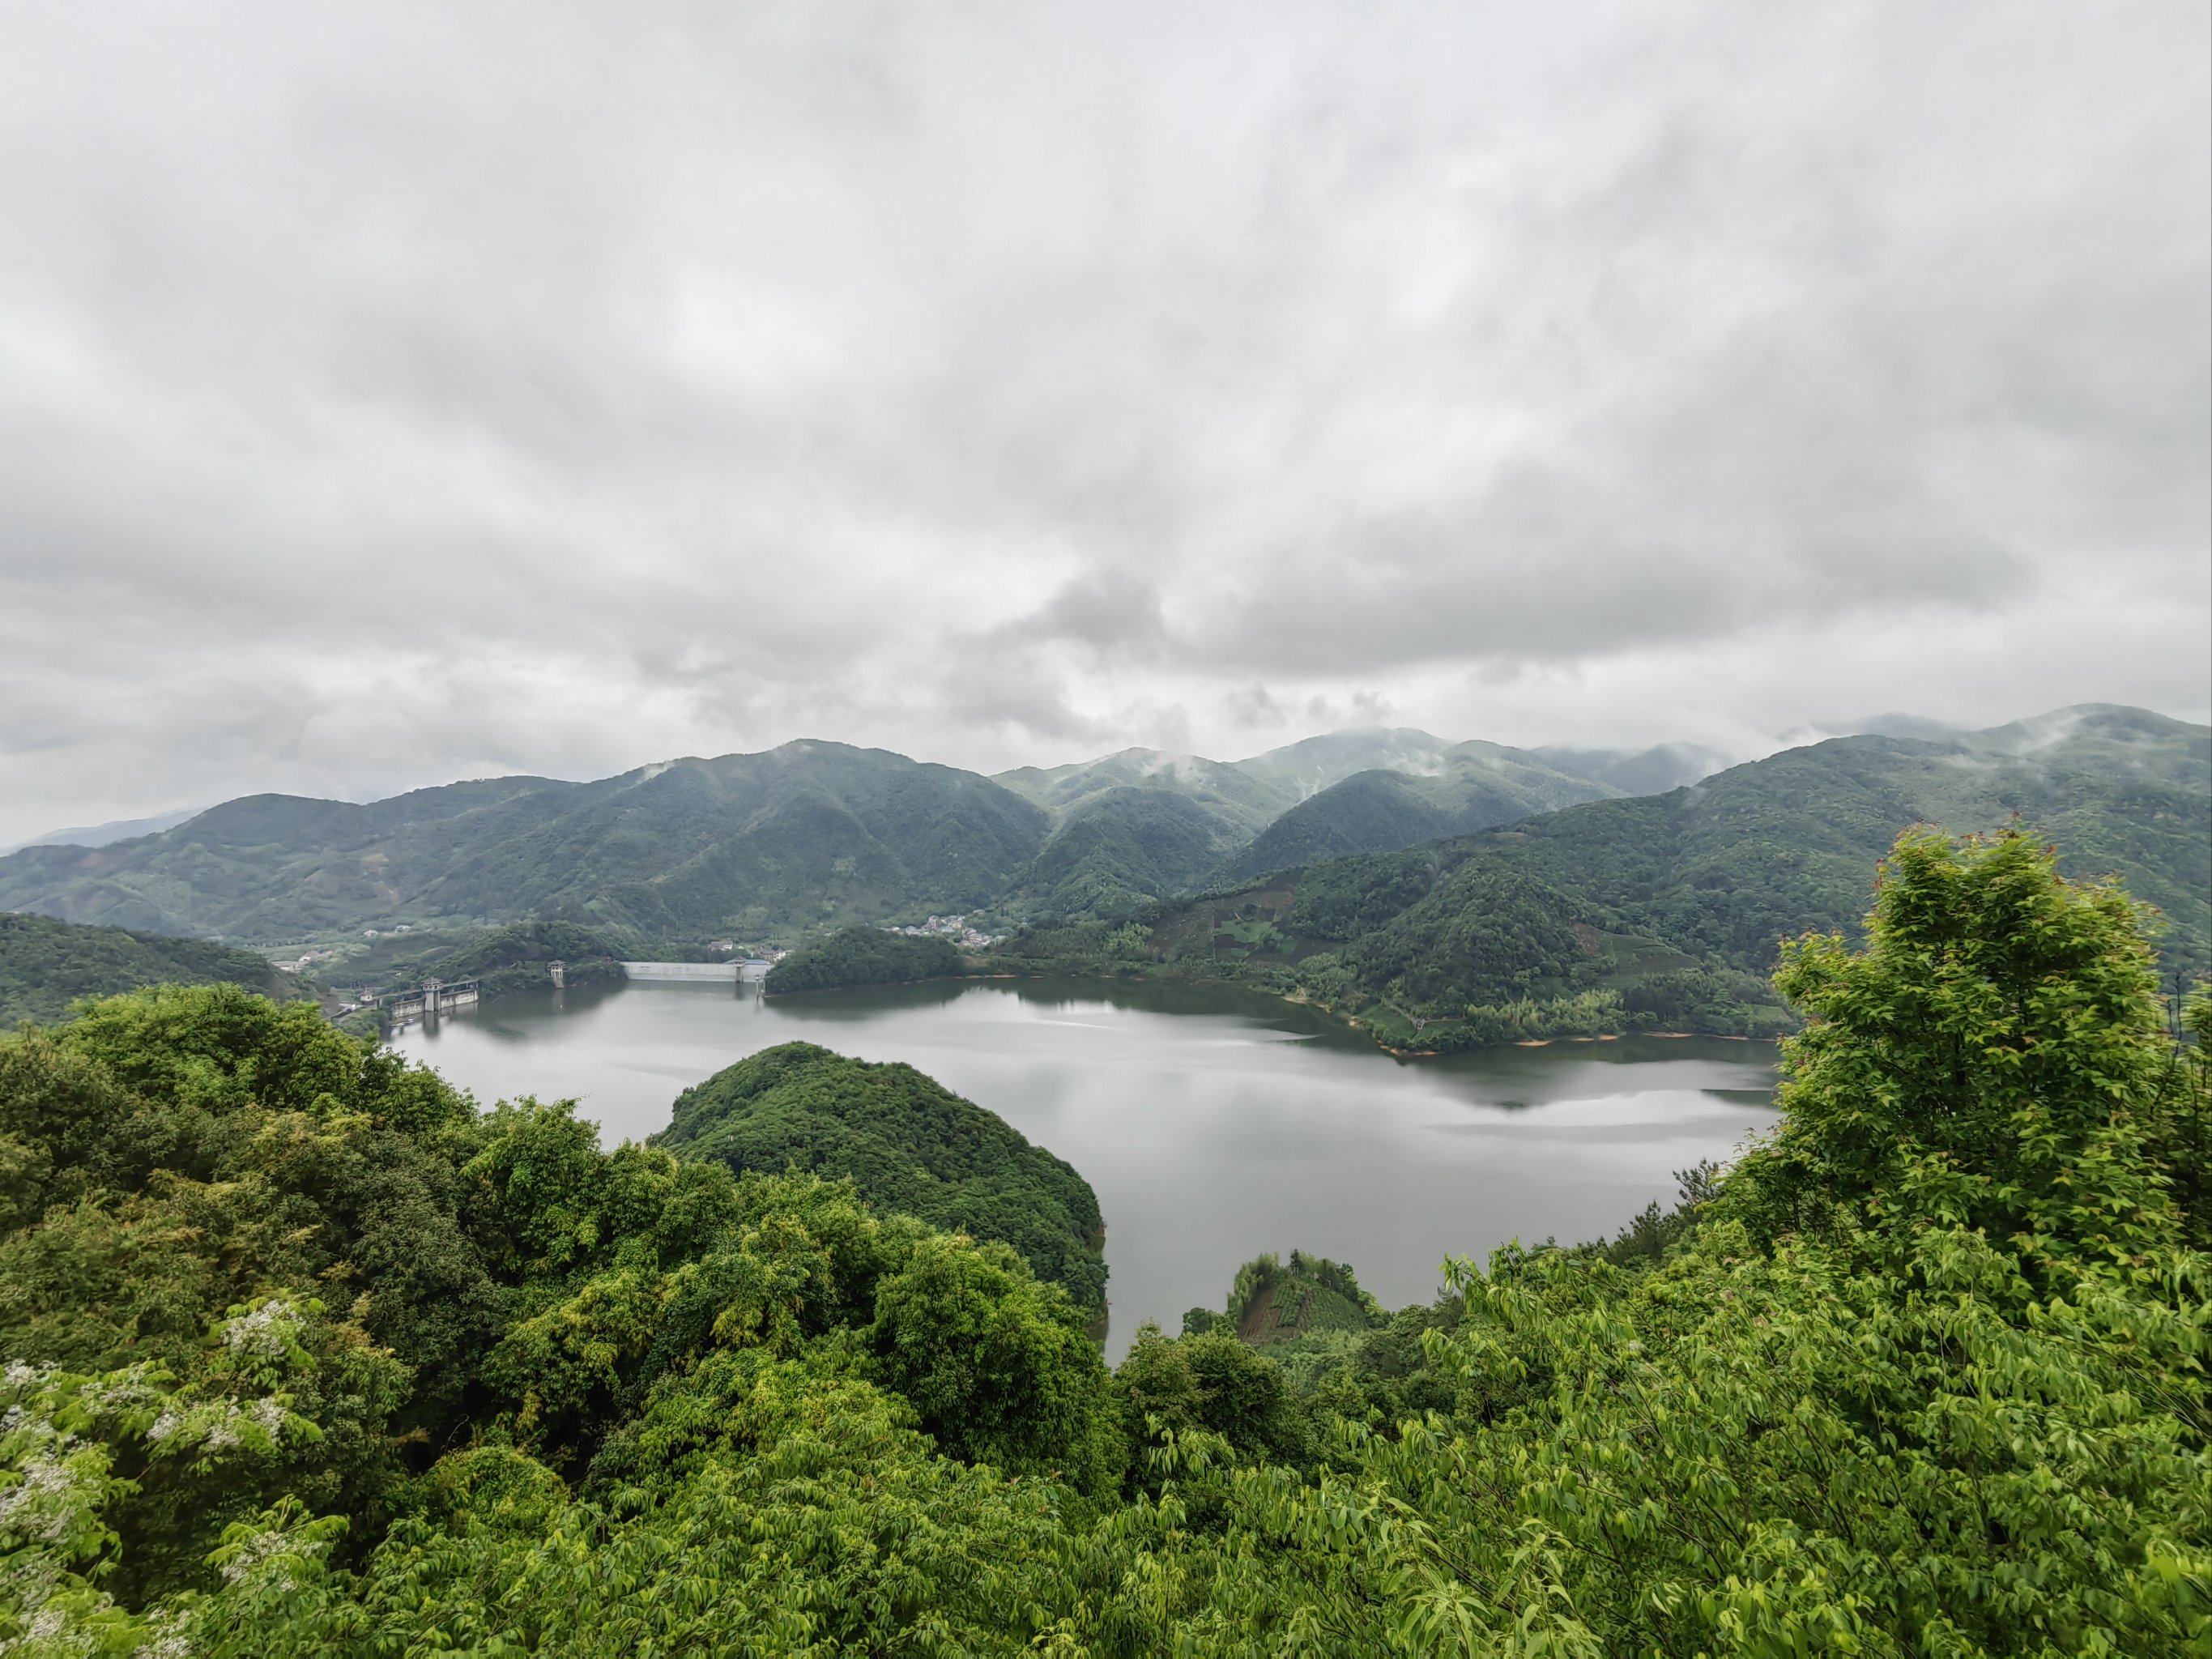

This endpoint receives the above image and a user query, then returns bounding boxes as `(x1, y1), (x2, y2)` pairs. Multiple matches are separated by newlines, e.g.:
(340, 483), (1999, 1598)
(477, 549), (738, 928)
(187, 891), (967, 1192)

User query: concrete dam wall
(620, 961), (739, 983)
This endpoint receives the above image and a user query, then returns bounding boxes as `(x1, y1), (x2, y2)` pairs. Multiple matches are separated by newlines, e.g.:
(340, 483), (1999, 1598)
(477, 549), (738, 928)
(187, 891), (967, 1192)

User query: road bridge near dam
(359, 960), (769, 1028)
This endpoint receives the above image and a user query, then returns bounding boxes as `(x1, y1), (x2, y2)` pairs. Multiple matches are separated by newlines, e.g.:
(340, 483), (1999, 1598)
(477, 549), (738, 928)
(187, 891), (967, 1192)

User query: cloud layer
(1, 1), (2205, 840)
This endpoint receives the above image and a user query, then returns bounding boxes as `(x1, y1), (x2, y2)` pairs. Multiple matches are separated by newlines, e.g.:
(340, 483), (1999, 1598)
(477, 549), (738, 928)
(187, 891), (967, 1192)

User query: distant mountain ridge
(992, 748), (1296, 835)
(1016, 703), (2210, 1055)
(1529, 743), (1731, 796)
(993, 727), (1673, 916)
(1225, 728), (1466, 800)
(3, 706), (2195, 953)
(0, 805), (207, 856)
(1217, 739), (1624, 882)
(6, 723), (1617, 939)
(0, 744), (1050, 942)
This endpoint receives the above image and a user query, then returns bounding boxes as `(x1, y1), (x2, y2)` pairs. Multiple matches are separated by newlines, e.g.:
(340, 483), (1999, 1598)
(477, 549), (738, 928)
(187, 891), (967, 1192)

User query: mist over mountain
(0, 806), (208, 857)
(1225, 729), (1467, 801)
(0, 723), (1652, 937)
(1012, 703), (2211, 1053)
(1528, 744), (1732, 796)
(0, 744), (1048, 942)
(2, 706), (2197, 963)
(1218, 740), (1620, 882)
(991, 749), (1296, 838)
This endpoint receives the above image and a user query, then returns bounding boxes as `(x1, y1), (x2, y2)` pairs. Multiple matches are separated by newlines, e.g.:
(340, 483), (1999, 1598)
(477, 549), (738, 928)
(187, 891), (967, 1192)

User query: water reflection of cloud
(1419, 1053), (1778, 1112)
(614, 1060), (719, 1083)
(1419, 1089), (1775, 1141)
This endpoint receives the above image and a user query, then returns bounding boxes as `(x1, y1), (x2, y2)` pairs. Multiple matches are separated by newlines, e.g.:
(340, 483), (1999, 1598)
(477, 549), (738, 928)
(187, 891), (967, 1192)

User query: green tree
(657, 1042), (1107, 1309)
(1193, 830), (2212, 1653)
(868, 1232), (1121, 1494)
(1114, 1323), (1315, 1491)
(765, 928), (961, 993)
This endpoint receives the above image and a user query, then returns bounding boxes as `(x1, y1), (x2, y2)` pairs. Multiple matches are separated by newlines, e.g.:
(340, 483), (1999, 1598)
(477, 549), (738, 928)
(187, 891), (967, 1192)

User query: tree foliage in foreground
(2, 830), (2207, 1654)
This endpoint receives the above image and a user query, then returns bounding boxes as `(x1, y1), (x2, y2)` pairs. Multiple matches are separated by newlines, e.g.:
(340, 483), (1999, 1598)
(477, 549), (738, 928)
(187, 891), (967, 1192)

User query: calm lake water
(391, 976), (1779, 1358)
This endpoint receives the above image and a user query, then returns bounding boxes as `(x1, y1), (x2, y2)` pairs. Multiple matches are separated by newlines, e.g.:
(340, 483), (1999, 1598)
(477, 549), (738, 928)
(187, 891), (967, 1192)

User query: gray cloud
(0, 1), (2203, 838)
(1011, 570), (1169, 655)
(1224, 684), (1287, 729)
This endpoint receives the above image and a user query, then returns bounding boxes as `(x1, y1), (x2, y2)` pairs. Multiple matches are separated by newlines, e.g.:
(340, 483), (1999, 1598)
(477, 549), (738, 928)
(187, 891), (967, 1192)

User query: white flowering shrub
(0, 1312), (318, 1655)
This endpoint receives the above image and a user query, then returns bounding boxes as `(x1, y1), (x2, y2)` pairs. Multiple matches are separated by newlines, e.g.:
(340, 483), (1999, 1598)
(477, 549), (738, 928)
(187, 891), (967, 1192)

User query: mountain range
(0, 804), (207, 856)
(0, 710), (2201, 979)
(0, 726), (1691, 941)
(1020, 703), (2210, 1050)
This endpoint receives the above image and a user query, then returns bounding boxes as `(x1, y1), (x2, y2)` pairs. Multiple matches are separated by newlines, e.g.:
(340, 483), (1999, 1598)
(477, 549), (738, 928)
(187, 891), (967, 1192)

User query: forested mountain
(656, 1042), (1106, 1310)
(1528, 740), (1729, 794)
(1218, 738), (1620, 881)
(993, 735), (1573, 919)
(0, 743), (1050, 942)
(1012, 705), (2211, 1051)
(1013, 786), (1253, 917)
(0, 804), (205, 855)
(0, 911), (310, 1025)
(1225, 726), (1462, 798)
(996, 728), (1707, 916)
(411, 919), (636, 998)
(4, 839), (2206, 1651)
(991, 747), (1294, 835)
(4, 708), (2197, 974)
(0, 729), (1602, 946)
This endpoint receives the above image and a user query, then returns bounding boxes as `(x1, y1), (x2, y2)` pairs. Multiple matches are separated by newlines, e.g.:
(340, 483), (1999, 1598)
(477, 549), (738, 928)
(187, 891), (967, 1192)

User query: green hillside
(656, 1041), (1106, 1309)
(1530, 740), (1728, 794)
(0, 911), (310, 1025)
(1019, 705), (2212, 1050)
(1014, 786), (1250, 918)
(1217, 738), (1619, 881)
(1217, 770), (1465, 876)
(764, 928), (962, 993)
(414, 919), (636, 998)
(993, 747), (1294, 836)
(0, 742), (1051, 944)
(1183, 1250), (1388, 1346)
(6, 708), (2197, 980)
(1225, 725), (1464, 797)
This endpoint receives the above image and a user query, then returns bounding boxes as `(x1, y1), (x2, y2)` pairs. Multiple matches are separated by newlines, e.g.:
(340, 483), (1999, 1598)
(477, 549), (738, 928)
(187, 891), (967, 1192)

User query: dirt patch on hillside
(1237, 1282), (1313, 1344)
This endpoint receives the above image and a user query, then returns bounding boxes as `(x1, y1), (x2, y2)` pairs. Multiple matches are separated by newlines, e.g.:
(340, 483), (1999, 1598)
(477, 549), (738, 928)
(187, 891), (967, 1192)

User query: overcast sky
(1, 2), (2206, 842)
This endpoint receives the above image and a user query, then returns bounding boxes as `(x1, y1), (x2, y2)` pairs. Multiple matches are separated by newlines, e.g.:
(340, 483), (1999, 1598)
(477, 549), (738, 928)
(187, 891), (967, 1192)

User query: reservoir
(392, 975), (1779, 1358)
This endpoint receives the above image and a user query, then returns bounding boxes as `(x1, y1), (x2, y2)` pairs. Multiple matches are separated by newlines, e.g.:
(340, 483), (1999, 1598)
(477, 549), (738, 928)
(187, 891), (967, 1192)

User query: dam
(377, 977), (479, 1025)
(621, 961), (739, 983)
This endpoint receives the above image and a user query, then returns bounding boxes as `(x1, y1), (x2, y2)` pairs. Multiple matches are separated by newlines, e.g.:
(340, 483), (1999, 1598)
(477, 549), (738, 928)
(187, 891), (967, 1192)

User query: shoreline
(420, 957), (1782, 1060)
